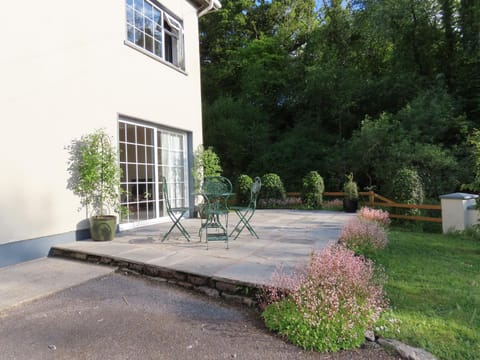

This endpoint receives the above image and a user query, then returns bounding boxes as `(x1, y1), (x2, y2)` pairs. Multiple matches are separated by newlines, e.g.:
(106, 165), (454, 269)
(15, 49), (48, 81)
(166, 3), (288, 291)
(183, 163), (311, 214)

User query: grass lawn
(372, 230), (480, 360)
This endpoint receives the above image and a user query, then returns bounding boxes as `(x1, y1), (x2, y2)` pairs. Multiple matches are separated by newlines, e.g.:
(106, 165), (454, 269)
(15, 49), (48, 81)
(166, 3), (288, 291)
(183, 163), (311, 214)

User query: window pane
(153, 8), (161, 23)
(134, 0), (143, 12)
(175, 152), (183, 166)
(120, 163), (127, 182)
(126, 124), (136, 143)
(127, 0), (133, 6)
(144, 2), (153, 19)
(135, 29), (144, 47)
(120, 183), (129, 202)
(144, 18), (154, 35)
(165, 33), (173, 63)
(146, 146), (154, 163)
(173, 135), (181, 150)
(145, 35), (153, 52)
(138, 164), (147, 180)
(134, 11), (143, 29)
(126, 7), (134, 25)
(127, 25), (134, 43)
(146, 183), (155, 199)
(137, 145), (146, 163)
(145, 128), (154, 146)
(147, 202), (156, 219)
(154, 27), (162, 41)
(119, 122), (126, 142)
(119, 143), (126, 162)
(154, 40), (162, 57)
(146, 164), (154, 179)
(127, 144), (136, 163)
(137, 127), (145, 144)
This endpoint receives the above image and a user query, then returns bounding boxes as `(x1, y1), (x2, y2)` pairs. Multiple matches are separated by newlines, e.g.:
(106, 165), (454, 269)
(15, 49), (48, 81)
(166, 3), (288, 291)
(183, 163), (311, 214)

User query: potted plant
(68, 129), (122, 241)
(192, 145), (222, 218)
(343, 173), (359, 213)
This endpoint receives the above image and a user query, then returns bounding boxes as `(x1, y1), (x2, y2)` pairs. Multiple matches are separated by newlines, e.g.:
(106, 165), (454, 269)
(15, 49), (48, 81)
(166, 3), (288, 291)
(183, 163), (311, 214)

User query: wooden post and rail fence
(286, 191), (442, 223)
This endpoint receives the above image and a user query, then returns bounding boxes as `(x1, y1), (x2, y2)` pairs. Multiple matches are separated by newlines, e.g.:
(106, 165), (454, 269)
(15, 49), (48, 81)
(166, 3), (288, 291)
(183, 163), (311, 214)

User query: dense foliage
(192, 145), (223, 192)
(301, 171), (324, 208)
(235, 174), (253, 205)
(386, 168), (425, 203)
(67, 129), (121, 216)
(343, 173), (358, 200)
(200, 0), (480, 194)
(260, 173), (286, 205)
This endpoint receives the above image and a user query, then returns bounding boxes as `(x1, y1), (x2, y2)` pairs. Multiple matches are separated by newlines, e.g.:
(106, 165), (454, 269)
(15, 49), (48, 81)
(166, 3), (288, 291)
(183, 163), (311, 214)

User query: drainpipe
(198, 0), (221, 17)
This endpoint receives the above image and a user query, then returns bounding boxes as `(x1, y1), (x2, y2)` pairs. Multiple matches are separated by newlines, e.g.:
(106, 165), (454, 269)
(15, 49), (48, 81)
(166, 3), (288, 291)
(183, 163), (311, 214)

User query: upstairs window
(126, 0), (185, 70)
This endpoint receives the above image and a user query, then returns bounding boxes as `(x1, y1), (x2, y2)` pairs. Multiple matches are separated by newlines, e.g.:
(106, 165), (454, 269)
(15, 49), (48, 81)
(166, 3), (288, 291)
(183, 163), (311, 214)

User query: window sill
(124, 41), (188, 76)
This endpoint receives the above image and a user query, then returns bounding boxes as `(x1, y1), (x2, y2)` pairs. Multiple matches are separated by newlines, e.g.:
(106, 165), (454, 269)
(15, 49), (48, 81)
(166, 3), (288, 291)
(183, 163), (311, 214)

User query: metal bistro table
(199, 176), (233, 249)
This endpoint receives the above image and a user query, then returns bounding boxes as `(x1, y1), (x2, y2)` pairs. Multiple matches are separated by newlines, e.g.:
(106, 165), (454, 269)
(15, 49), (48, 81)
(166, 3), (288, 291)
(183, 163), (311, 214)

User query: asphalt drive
(0, 273), (400, 360)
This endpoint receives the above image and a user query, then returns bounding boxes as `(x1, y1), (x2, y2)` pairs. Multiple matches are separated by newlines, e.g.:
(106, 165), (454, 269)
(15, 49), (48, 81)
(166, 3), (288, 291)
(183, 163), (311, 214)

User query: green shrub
(192, 145), (222, 192)
(462, 128), (480, 193)
(343, 173), (359, 200)
(387, 168), (424, 204)
(386, 168), (425, 220)
(235, 174), (253, 205)
(301, 171), (325, 209)
(260, 173), (286, 207)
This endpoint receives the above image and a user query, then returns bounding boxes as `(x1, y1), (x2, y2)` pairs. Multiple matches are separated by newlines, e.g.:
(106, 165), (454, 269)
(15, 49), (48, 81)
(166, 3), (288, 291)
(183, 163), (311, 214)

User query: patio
(51, 210), (355, 299)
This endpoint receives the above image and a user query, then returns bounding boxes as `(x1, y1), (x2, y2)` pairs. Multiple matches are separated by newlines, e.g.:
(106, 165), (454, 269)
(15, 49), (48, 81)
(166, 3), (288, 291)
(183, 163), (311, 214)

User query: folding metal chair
(200, 176), (233, 249)
(229, 177), (262, 240)
(161, 177), (190, 242)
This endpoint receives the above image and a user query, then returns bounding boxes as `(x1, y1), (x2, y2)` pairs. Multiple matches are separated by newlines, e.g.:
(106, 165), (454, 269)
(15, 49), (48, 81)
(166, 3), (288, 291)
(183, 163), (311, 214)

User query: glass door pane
(119, 119), (188, 226)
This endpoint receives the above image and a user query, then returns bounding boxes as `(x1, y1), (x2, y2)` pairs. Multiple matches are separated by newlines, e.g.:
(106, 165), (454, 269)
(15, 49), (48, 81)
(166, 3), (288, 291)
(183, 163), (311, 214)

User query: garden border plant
(258, 173), (287, 208)
(260, 242), (387, 352)
(339, 207), (390, 257)
(301, 170), (325, 209)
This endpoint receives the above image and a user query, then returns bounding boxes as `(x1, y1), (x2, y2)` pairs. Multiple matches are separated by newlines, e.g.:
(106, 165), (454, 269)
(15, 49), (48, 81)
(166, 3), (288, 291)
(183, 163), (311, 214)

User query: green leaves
(67, 129), (121, 216)
(301, 171), (325, 208)
(200, 0), (479, 194)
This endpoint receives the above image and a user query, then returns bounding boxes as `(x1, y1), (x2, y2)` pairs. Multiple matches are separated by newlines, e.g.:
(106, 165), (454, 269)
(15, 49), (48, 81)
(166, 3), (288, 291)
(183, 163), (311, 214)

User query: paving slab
(51, 210), (354, 291)
(0, 257), (114, 313)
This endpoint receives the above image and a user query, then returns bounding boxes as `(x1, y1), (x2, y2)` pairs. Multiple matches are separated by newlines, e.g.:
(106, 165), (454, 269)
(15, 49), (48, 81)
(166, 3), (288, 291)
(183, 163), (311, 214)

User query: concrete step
(0, 257), (114, 313)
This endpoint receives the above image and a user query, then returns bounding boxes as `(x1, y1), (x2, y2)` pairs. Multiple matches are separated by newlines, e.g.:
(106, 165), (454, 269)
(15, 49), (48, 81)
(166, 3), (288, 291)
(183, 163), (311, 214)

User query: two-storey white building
(0, 0), (221, 267)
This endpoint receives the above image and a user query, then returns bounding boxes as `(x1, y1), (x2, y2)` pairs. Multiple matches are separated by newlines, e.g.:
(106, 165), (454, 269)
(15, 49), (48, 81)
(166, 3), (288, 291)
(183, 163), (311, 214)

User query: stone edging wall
(50, 248), (437, 360)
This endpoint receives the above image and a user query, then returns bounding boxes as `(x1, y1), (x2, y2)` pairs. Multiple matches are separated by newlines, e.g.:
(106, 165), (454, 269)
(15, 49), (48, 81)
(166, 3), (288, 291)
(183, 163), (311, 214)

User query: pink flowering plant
(339, 217), (388, 256)
(261, 244), (387, 352)
(322, 198), (343, 211)
(358, 207), (391, 227)
(258, 196), (302, 209)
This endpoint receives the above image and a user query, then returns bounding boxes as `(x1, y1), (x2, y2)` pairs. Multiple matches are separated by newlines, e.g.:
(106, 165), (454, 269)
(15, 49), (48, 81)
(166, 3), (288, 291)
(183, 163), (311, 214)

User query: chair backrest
(203, 176), (232, 197)
(249, 177), (262, 207)
(162, 177), (173, 213)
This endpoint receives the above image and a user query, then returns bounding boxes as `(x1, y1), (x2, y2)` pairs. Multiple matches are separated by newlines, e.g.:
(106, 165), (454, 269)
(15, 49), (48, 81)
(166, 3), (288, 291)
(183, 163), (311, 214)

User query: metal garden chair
(200, 176), (233, 249)
(161, 177), (190, 242)
(229, 177), (262, 240)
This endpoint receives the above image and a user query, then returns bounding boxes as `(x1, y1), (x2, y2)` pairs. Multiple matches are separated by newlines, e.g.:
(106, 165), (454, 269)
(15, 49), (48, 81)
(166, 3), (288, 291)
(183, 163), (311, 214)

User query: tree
(199, 0), (480, 194)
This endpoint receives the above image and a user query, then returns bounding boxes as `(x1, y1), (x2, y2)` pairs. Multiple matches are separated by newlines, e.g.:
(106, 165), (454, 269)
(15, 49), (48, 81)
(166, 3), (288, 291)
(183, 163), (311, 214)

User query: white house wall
(0, 0), (204, 246)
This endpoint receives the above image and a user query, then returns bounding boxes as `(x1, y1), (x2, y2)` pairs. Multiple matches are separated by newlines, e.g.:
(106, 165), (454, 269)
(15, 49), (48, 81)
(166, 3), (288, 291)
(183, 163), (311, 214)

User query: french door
(118, 119), (189, 228)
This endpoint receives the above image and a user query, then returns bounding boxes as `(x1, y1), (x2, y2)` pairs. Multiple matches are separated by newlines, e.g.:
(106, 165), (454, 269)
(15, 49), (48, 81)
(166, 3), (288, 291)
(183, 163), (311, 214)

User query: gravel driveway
(0, 273), (400, 360)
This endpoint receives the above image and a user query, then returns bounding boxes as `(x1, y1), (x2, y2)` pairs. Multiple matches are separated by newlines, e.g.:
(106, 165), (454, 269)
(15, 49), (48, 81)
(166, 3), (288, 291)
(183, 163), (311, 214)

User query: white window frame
(119, 119), (189, 230)
(125, 0), (185, 71)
